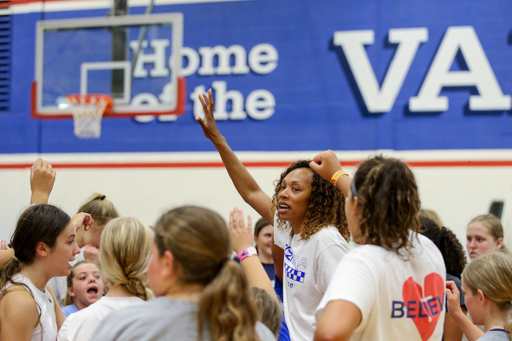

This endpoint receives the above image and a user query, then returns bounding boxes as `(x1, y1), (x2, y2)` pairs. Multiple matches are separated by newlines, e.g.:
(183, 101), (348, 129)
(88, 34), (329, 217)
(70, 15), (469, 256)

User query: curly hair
(270, 160), (349, 242)
(419, 216), (467, 278)
(353, 156), (420, 257)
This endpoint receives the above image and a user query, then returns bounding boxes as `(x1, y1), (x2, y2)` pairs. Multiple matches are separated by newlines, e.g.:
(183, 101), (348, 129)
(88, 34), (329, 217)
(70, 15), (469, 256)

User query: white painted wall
(1, 149), (511, 257)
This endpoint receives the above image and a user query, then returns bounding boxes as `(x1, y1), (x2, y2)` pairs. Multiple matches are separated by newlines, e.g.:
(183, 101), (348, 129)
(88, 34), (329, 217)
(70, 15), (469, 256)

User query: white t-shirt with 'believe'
(316, 232), (446, 341)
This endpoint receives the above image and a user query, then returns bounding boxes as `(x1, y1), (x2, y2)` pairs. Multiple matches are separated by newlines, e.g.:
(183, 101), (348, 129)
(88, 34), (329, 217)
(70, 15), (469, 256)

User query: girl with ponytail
(0, 204), (91, 341)
(446, 252), (512, 341)
(92, 206), (276, 341)
(58, 217), (153, 341)
(312, 151), (446, 341)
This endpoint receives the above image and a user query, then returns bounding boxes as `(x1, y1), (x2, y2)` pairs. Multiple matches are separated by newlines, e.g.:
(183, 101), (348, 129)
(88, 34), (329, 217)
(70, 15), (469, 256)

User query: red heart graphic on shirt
(402, 273), (444, 341)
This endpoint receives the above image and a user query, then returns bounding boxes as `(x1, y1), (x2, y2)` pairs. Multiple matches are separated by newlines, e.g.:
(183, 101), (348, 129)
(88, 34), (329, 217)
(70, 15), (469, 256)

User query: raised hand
(309, 150), (342, 181)
(445, 281), (463, 316)
(71, 213), (94, 232)
(229, 208), (253, 254)
(83, 245), (100, 264)
(0, 240), (11, 251)
(195, 89), (223, 143)
(30, 158), (56, 204)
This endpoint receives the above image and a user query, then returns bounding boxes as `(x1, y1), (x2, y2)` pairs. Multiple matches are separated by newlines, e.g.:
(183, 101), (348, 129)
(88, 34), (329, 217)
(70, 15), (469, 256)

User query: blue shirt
(61, 303), (79, 317)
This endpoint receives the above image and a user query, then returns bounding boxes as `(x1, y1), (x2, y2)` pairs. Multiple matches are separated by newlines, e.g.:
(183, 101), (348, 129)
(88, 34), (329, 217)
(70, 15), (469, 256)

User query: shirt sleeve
(273, 214), (288, 249)
(57, 315), (71, 341)
(315, 243), (349, 293)
(59, 309), (99, 341)
(316, 249), (377, 328)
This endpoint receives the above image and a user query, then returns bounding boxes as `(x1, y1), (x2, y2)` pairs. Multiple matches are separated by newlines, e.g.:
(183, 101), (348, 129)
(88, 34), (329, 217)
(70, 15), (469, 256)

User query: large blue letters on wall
(2, 0), (512, 153)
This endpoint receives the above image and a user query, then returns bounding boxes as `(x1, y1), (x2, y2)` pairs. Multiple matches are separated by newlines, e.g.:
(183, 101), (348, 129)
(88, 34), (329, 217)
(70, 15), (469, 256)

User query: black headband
(350, 179), (358, 197)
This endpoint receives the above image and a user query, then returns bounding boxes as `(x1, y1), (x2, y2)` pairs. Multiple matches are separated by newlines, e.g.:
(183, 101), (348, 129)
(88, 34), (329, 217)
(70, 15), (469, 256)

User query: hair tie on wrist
(330, 170), (348, 186)
(237, 247), (258, 262)
(99, 195), (106, 200)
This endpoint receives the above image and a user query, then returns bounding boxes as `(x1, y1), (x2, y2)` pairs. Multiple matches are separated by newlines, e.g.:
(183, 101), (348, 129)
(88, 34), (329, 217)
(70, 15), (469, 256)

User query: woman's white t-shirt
(4, 273), (58, 341)
(316, 233), (446, 341)
(273, 215), (350, 341)
(57, 296), (144, 341)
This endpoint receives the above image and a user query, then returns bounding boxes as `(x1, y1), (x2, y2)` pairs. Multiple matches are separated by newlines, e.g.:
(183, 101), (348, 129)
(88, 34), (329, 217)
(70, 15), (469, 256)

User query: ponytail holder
(99, 195), (106, 200)
(219, 257), (230, 267)
(217, 257), (230, 273)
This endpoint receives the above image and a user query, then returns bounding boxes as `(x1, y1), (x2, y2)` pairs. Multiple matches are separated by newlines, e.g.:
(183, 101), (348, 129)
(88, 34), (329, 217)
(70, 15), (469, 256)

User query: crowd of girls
(0, 88), (511, 341)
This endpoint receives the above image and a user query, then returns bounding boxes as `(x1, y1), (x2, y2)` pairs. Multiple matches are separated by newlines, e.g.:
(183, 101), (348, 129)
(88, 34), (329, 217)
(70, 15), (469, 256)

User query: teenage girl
(466, 214), (508, 261)
(312, 151), (446, 341)
(92, 206), (275, 341)
(0, 204), (92, 341)
(196, 89), (350, 340)
(61, 260), (104, 317)
(58, 217), (152, 341)
(49, 192), (120, 306)
(446, 252), (512, 341)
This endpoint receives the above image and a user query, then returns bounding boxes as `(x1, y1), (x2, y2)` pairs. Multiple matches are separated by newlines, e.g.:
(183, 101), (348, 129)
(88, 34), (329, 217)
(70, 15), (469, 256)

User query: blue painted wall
(2, 0), (512, 153)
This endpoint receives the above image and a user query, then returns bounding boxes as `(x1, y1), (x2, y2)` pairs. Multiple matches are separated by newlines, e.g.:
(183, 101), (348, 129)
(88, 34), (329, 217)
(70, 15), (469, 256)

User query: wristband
(237, 247), (258, 262)
(330, 170), (348, 186)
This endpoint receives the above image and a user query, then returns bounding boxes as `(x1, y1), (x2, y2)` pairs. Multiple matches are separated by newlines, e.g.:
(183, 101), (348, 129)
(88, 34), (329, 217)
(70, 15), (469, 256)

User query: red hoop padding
(65, 94), (113, 113)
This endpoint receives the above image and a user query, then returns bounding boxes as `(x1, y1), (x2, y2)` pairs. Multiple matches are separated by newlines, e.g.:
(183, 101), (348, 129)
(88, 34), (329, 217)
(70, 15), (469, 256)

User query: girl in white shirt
(196, 90), (350, 340)
(312, 151), (446, 341)
(0, 204), (92, 341)
(58, 217), (153, 341)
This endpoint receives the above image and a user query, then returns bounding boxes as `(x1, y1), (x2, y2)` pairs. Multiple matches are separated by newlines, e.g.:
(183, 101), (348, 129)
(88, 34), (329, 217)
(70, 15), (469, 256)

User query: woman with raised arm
(312, 151), (446, 341)
(0, 204), (92, 341)
(196, 89), (350, 340)
(91, 206), (275, 341)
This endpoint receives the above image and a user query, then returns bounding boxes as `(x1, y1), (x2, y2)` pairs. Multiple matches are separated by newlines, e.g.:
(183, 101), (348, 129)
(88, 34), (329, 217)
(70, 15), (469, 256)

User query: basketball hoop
(66, 94), (113, 139)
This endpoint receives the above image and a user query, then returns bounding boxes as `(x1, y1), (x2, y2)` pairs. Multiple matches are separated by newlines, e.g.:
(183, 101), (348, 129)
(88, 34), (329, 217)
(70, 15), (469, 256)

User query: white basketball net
(67, 96), (108, 139)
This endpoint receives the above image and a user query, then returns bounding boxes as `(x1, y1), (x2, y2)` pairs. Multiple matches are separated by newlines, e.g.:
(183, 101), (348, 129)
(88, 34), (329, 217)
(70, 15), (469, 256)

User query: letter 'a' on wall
(333, 28), (428, 113)
(409, 26), (511, 112)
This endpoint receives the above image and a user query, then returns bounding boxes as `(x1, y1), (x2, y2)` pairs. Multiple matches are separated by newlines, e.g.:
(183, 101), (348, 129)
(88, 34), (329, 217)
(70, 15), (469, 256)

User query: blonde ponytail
(78, 193), (120, 227)
(99, 217), (153, 300)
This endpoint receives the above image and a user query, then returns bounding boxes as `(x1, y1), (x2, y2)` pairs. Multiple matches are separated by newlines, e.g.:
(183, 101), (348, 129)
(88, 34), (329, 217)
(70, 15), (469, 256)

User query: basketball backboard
(32, 13), (186, 118)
